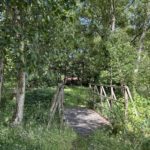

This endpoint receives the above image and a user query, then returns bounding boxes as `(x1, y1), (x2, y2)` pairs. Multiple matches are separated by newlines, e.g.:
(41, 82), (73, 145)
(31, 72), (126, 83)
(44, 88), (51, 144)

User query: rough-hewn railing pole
(59, 84), (64, 127)
(48, 83), (64, 128)
(125, 86), (138, 116)
(124, 86), (129, 121)
(89, 83), (137, 120)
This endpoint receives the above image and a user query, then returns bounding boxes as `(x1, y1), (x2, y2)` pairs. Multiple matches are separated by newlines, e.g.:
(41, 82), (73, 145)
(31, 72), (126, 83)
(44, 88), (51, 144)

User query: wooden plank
(90, 83), (124, 89)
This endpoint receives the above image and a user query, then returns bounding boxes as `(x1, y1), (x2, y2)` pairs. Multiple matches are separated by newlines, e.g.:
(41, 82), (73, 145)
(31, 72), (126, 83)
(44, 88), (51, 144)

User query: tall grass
(0, 87), (76, 150)
(0, 86), (149, 150)
(0, 124), (76, 150)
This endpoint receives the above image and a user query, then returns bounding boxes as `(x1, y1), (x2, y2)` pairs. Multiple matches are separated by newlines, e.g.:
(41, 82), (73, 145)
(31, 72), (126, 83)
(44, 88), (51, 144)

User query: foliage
(0, 86), (150, 150)
(0, 0), (150, 149)
(106, 29), (136, 84)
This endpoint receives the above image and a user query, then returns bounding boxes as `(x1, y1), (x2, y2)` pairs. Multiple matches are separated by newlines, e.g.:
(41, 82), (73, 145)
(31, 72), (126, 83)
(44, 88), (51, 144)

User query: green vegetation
(0, 86), (149, 150)
(0, 87), (76, 150)
(73, 129), (150, 150)
(65, 86), (89, 107)
(0, 0), (150, 149)
(0, 125), (76, 150)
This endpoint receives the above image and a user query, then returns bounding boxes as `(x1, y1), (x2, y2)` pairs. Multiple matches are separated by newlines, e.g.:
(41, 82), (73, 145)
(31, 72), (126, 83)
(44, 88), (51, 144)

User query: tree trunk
(0, 58), (4, 105)
(134, 24), (147, 74)
(111, 0), (115, 32)
(109, 0), (116, 85)
(12, 70), (26, 125)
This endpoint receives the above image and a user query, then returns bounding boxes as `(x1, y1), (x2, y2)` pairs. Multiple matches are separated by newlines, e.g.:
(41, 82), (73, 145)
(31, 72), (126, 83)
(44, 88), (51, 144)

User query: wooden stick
(101, 86), (107, 97)
(101, 86), (111, 108)
(124, 88), (128, 121)
(95, 85), (100, 95)
(125, 86), (138, 116)
(100, 86), (103, 103)
(111, 86), (117, 100)
(90, 83), (124, 88)
(48, 83), (65, 127)
(60, 86), (64, 127)
(99, 86), (104, 112)
(48, 97), (60, 127)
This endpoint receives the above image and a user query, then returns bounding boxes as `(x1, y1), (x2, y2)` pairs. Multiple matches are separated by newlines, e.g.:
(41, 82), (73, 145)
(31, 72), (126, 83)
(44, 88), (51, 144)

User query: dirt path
(64, 107), (110, 135)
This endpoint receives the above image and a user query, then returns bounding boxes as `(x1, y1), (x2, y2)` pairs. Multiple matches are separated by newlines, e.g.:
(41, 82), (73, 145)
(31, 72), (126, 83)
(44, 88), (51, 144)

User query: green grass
(73, 129), (150, 150)
(0, 124), (76, 150)
(0, 86), (77, 150)
(64, 86), (89, 107)
(0, 86), (149, 150)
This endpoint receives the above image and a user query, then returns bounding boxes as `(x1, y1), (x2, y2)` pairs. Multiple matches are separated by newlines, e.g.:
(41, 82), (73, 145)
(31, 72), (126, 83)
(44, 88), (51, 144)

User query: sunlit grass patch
(64, 86), (89, 107)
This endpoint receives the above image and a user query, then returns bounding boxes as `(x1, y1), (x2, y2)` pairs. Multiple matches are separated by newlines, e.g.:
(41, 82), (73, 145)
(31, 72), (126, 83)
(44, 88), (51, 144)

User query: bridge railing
(48, 83), (64, 127)
(89, 84), (138, 120)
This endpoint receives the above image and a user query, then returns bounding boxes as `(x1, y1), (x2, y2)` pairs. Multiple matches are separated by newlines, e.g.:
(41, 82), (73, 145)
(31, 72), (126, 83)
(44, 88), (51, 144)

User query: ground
(64, 107), (110, 135)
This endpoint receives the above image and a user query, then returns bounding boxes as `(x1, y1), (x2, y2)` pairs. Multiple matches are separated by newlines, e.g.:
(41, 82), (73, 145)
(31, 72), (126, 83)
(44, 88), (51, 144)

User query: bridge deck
(64, 107), (110, 135)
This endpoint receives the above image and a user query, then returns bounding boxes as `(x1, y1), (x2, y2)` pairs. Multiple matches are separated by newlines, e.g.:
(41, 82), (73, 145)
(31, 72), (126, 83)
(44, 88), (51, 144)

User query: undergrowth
(0, 86), (149, 150)
(0, 124), (76, 150)
(0, 87), (76, 150)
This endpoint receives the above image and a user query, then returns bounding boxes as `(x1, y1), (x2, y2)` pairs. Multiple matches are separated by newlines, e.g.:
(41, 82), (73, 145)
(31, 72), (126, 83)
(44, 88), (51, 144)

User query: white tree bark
(0, 58), (4, 104)
(110, 0), (116, 85)
(12, 70), (26, 125)
(111, 0), (116, 32)
(134, 23), (147, 74)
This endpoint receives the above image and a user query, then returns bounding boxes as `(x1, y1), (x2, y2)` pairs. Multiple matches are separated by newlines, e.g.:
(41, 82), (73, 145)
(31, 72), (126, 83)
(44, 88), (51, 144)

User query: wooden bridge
(48, 83), (137, 135)
(89, 84), (138, 118)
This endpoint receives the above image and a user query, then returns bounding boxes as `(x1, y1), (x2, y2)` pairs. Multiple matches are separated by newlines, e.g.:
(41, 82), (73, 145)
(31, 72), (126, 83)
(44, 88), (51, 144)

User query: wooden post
(58, 90), (62, 126)
(111, 86), (117, 100)
(60, 85), (64, 127)
(102, 86), (111, 108)
(124, 86), (128, 121)
(48, 91), (59, 127)
(99, 86), (104, 112)
(89, 84), (91, 100)
(89, 84), (92, 89)
(91, 85), (94, 101)
(48, 84), (64, 127)
(100, 86), (103, 103)
(126, 86), (138, 116)
(109, 87), (113, 109)
(48, 104), (58, 127)
(100, 86), (104, 105)
(109, 86), (117, 109)
(93, 85), (97, 109)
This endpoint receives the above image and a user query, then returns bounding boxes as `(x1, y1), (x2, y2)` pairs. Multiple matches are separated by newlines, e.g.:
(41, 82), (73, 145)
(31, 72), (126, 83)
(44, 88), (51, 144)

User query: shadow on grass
(24, 88), (56, 125)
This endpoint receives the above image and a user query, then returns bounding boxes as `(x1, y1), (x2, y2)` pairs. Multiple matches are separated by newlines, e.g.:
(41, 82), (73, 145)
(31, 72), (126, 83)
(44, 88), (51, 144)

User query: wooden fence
(89, 84), (138, 119)
(48, 83), (64, 127)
